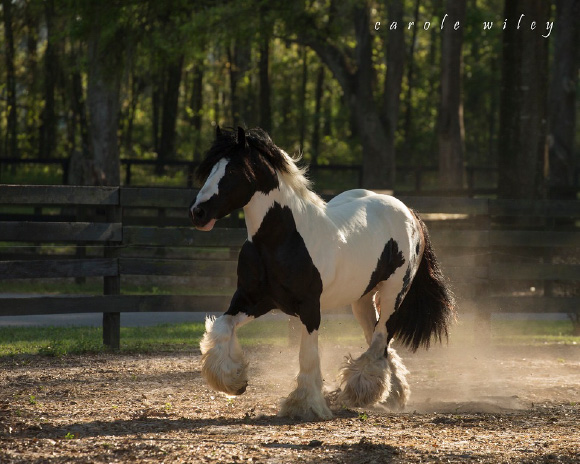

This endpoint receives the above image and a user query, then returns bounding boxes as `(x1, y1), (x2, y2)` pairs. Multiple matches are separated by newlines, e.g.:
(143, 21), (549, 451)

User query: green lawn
(0, 317), (577, 358)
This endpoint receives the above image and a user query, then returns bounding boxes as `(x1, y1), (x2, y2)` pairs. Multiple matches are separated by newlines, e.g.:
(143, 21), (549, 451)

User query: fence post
(103, 201), (122, 350)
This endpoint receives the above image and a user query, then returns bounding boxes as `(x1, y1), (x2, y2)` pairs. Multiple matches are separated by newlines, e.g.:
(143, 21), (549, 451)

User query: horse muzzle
(189, 205), (217, 231)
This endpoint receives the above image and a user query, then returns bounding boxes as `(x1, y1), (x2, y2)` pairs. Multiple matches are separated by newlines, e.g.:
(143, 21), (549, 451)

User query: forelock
(196, 127), (292, 183)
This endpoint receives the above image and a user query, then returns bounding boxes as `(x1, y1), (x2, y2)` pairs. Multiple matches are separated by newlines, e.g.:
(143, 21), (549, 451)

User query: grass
(0, 280), (234, 296)
(0, 323), (206, 357)
(0, 317), (578, 358)
(491, 320), (580, 345)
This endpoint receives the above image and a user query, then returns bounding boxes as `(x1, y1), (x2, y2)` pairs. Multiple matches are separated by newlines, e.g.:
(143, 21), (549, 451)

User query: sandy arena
(1, 333), (579, 463)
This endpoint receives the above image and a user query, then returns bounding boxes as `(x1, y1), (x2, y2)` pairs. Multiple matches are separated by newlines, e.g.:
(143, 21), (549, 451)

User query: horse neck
(243, 175), (325, 239)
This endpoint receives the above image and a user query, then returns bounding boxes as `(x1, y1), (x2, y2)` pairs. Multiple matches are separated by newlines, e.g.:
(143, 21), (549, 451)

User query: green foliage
(0, 0), (566, 188)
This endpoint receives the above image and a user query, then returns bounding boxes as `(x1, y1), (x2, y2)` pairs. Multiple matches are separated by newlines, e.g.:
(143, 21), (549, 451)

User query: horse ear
(216, 125), (222, 138)
(237, 126), (247, 148)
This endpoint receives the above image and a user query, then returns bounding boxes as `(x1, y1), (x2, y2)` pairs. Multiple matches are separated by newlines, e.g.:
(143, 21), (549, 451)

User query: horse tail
(386, 213), (456, 352)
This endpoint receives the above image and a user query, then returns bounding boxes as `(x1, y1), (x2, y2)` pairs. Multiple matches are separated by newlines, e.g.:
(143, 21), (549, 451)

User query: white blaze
(190, 158), (229, 213)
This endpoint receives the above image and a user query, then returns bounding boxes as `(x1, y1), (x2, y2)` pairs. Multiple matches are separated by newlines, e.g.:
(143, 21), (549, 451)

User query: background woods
(0, 0), (577, 198)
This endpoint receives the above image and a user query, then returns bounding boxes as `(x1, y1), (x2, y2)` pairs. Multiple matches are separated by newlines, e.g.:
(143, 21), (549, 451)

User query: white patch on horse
(337, 331), (390, 407)
(191, 158), (229, 212)
(381, 344), (410, 410)
(244, 191), (277, 240)
(279, 327), (332, 420)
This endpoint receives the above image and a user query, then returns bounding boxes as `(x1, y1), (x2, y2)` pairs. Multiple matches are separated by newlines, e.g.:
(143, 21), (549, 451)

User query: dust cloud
(241, 311), (580, 416)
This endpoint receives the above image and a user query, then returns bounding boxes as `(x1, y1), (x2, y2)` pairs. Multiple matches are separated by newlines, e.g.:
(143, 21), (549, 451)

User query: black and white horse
(190, 127), (455, 420)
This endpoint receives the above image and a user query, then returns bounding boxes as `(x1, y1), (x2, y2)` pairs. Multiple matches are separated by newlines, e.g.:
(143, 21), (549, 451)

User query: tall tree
(548, 0), (579, 199)
(2, 0), (18, 158)
(401, 0), (420, 154)
(259, 33), (272, 134)
(497, 0), (550, 199)
(311, 64), (325, 164)
(157, 54), (185, 172)
(228, 38), (252, 126)
(85, 3), (126, 186)
(383, 0), (406, 183)
(190, 63), (204, 160)
(38, 0), (57, 159)
(437, 0), (466, 189)
(298, 3), (397, 189)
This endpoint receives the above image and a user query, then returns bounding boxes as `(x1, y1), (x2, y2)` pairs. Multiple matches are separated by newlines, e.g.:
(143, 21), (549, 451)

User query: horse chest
(240, 203), (323, 324)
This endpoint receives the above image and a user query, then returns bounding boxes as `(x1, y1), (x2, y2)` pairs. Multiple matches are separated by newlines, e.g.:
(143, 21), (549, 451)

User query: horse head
(189, 126), (284, 231)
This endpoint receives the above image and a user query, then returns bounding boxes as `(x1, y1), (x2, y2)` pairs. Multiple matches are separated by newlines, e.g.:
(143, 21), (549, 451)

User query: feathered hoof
(278, 387), (333, 421)
(337, 353), (389, 408)
(381, 390), (407, 411)
(200, 346), (249, 396)
(381, 347), (410, 411)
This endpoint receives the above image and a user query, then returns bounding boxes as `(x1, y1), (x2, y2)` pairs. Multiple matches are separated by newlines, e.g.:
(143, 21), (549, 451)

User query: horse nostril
(193, 207), (205, 220)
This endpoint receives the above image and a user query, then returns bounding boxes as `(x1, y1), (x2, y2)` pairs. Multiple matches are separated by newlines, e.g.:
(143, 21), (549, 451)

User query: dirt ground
(1, 338), (579, 463)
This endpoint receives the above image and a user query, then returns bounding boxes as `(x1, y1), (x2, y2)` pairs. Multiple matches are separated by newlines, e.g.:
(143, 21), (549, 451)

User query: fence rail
(6, 157), (578, 197)
(1, 184), (580, 349)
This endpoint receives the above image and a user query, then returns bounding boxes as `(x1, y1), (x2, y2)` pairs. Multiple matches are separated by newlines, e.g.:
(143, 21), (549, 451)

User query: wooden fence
(1, 185), (579, 349)
(5, 157), (567, 197)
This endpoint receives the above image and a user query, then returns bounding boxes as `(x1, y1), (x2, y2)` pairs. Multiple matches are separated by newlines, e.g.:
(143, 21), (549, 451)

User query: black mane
(196, 127), (292, 182)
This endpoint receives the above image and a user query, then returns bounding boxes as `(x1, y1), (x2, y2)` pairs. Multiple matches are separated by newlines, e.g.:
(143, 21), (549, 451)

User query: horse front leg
(200, 312), (251, 396)
(278, 323), (333, 421)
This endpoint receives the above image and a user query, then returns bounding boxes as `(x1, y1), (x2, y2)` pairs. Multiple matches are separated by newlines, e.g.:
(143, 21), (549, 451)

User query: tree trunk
(437, 0), (466, 189)
(497, 0), (550, 200)
(24, 2), (39, 149)
(190, 64), (204, 161)
(548, 0), (579, 199)
(152, 69), (162, 155)
(123, 73), (143, 156)
(2, 0), (18, 158)
(402, 0), (420, 153)
(87, 21), (123, 186)
(38, 0), (57, 159)
(228, 39), (251, 126)
(157, 54), (184, 173)
(71, 53), (90, 158)
(383, 0), (405, 184)
(299, 47), (308, 152)
(301, 4), (394, 189)
(259, 35), (272, 134)
(353, 5), (392, 189)
(311, 65), (325, 164)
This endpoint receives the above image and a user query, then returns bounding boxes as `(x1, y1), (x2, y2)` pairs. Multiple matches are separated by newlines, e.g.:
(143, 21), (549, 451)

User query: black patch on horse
(362, 238), (405, 297)
(226, 202), (323, 334)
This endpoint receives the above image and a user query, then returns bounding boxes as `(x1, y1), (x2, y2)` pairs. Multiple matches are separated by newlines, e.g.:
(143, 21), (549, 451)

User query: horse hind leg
(377, 279), (411, 411)
(351, 291), (377, 345)
(337, 291), (390, 408)
(381, 343), (410, 410)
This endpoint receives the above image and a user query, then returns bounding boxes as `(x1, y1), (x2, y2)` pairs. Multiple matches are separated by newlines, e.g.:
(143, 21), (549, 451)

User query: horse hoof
(337, 353), (389, 408)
